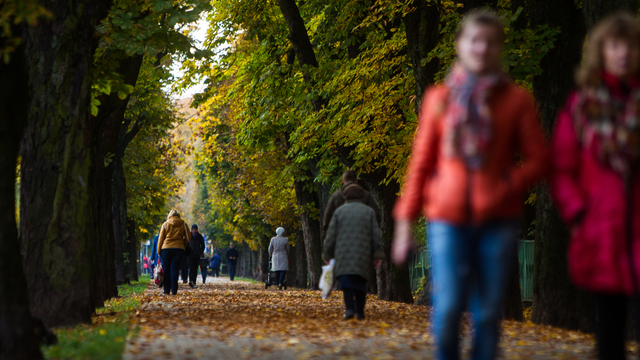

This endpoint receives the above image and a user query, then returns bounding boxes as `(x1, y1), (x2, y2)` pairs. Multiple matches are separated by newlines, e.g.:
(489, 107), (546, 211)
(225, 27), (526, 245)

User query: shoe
(343, 311), (355, 320)
(189, 281), (196, 288)
(356, 313), (365, 320)
(278, 284), (283, 290)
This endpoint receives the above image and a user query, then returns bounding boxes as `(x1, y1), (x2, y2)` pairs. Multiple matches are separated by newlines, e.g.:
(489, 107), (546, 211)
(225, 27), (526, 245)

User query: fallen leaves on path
(126, 279), (635, 359)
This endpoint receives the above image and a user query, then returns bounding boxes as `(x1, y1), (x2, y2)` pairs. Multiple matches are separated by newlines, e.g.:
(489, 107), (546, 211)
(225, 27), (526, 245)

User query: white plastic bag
(318, 259), (335, 299)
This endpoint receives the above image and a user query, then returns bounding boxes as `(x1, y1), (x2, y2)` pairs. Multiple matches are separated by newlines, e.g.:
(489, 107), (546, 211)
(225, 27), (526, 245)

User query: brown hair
(576, 12), (640, 87)
(455, 9), (505, 42)
(342, 170), (357, 184)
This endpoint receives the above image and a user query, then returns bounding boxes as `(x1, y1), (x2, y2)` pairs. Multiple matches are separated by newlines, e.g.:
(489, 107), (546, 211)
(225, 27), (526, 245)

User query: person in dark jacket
(227, 243), (239, 281)
(209, 251), (221, 277)
(188, 225), (206, 288)
(323, 185), (384, 320)
(150, 235), (159, 279)
(323, 170), (381, 240)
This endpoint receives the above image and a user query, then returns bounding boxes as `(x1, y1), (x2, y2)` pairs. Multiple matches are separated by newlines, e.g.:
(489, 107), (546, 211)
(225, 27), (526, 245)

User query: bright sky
(171, 16), (209, 99)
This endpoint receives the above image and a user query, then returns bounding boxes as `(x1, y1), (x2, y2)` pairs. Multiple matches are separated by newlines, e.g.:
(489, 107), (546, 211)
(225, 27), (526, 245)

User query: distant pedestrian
(392, 10), (547, 360)
(268, 227), (289, 289)
(323, 185), (384, 320)
(199, 253), (209, 284)
(150, 235), (159, 279)
(210, 252), (221, 278)
(143, 256), (149, 275)
(550, 12), (640, 360)
(188, 225), (206, 288)
(227, 243), (239, 281)
(180, 256), (188, 284)
(323, 170), (381, 240)
(158, 209), (191, 295)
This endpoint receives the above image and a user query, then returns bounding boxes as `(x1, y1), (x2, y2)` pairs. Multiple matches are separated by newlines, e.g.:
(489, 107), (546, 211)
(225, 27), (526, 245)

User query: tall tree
(20, 0), (112, 327)
(0, 14), (44, 359)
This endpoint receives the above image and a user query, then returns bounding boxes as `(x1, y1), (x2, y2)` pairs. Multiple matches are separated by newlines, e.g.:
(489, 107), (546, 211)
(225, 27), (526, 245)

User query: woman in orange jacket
(392, 10), (547, 360)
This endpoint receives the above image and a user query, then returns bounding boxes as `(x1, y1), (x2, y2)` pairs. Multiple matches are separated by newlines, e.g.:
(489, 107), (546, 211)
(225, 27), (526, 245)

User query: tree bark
(295, 229), (308, 288)
(95, 54), (144, 286)
(126, 218), (138, 282)
(294, 179), (323, 289)
(527, 0), (592, 331)
(582, 0), (637, 30)
(403, 0), (442, 106)
(0, 32), (44, 360)
(361, 172), (414, 303)
(21, 0), (112, 327)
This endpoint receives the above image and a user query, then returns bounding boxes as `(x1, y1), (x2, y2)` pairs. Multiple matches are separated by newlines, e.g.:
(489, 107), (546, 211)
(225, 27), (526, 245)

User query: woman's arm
(157, 224), (166, 254)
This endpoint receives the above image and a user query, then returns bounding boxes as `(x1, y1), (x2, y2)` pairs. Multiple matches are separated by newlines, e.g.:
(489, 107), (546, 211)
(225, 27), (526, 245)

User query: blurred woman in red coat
(550, 12), (640, 360)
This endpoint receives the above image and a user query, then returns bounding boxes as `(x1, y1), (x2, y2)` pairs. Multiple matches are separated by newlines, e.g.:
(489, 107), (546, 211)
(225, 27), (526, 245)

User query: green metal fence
(409, 239), (535, 301)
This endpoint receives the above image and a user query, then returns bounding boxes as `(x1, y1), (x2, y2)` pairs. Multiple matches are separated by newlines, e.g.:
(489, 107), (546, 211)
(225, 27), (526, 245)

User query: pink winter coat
(551, 90), (640, 295)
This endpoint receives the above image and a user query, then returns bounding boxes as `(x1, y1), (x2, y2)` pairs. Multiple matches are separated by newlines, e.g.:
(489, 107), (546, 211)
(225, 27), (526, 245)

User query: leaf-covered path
(123, 278), (625, 360)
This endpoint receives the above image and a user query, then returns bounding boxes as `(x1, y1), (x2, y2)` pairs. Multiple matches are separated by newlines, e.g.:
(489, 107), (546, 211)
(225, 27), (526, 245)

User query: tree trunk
(259, 243), (270, 282)
(502, 255), (523, 321)
(21, 0), (111, 327)
(127, 218), (138, 282)
(582, 0), (636, 30)
(294, 179), (323, 289)
(0, 34), (44, 360)
(295, 229), (308, 288)
(112, 155), (129, 284)
(286, 242), (297, 286)
(361, 173), (414, 303)
(527, 0), (592, 331)
(95, 55), (143, 286)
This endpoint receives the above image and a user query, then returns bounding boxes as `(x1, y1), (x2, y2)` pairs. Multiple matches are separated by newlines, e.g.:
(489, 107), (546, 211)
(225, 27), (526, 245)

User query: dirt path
(123, 278), (629, 359)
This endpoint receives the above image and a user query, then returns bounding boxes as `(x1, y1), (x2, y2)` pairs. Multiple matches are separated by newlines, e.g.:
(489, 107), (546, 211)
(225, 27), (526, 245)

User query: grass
(236, 277), (262, 284)
(42, 275), (150, 360)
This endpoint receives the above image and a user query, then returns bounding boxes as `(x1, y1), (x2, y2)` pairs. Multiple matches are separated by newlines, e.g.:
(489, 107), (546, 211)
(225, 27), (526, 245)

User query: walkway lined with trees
(1, 0), (640, 359)
(123, 279), (611, 360)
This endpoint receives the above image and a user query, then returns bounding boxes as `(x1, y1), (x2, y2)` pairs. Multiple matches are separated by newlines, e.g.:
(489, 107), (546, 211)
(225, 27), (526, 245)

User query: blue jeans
(161, 248), (185, 295)
(275, 271), (287, 286)
(429, 220), (519, 360)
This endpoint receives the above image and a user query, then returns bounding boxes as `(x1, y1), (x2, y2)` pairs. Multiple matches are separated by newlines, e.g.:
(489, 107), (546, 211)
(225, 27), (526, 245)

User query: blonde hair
(576, 12), (640, 87)
(167, 209), (180, 219)
(455, 9), (505, 42)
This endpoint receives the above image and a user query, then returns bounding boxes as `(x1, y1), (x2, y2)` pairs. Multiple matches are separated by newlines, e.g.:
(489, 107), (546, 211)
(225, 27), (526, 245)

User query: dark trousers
(161, 248), (185, 295)
(229, 261), (237, 280)
(211, 267), (220, 277)
(595, 294), (640, 360)
(180, 257), (189, 282)
(199, 260), (207, 283)
(275, 271), (287, 286)
(188, 257), (199, 284)
(343, 289), (367, 316)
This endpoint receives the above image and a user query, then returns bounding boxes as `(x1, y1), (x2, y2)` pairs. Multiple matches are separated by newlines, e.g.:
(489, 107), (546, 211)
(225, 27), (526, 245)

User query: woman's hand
(392, 220), (416, 266)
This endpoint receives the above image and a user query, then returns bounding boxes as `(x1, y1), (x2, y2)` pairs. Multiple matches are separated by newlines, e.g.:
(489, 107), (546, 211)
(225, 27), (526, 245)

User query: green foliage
(123, 56), (184, 238)
(178, 0), (561, 245)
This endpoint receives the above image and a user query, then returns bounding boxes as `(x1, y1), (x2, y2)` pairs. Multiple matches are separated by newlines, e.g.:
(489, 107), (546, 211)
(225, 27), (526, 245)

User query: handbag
(154, 263), (164, 287)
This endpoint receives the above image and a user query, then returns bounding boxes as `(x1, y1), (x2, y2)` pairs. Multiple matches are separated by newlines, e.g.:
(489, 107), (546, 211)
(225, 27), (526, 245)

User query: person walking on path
(324, 185), (384, 320)
(268, 227), (290, 289)
(143, 256), (149, 275)
(392, 10), (547, 360)
(550, 12), (640, 360)
(227, 243), (239, 281)
(323, 170), (381, 240)
(187, 225), (206, 288)
(158, 209), (192, 295)
(150, 235), (159, 279)
(209, 251), (221, 278)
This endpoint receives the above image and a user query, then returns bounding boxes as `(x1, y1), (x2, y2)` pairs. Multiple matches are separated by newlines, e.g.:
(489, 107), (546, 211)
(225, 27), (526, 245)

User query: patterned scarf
(443, 63), (506, 169)
(573, 73), (640, 179)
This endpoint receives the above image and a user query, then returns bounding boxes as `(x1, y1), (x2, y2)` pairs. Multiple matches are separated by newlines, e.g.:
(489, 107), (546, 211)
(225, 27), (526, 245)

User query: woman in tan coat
(158, 209), (191, 295)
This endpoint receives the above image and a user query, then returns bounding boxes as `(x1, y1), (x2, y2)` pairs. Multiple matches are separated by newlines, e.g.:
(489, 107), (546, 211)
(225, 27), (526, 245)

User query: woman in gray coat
(323, 185), (384, 320)
(268, 227), (289, 289)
